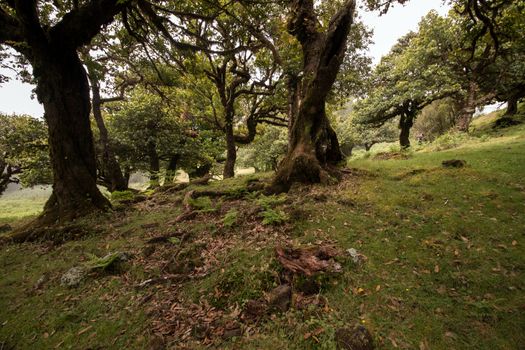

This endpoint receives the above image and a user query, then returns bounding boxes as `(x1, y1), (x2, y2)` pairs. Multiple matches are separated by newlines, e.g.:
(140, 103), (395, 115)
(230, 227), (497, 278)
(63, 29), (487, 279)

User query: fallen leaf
(434, 265), (440, 273)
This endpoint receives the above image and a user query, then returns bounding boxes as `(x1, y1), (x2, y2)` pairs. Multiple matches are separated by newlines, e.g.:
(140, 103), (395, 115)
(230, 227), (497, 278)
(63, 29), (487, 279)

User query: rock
(347, 248), (367, 265)
(267, 284), (292, 312)
(0, 224), (12, 234)
(442, 159), (466, 168)
(335, 326), (374, 350)
(60, 266), (87, 287)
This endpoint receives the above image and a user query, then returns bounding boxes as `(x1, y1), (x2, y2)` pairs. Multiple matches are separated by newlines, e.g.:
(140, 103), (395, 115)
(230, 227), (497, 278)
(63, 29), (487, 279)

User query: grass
(0, 186), (50, 226)
(1, 109), (524, 349)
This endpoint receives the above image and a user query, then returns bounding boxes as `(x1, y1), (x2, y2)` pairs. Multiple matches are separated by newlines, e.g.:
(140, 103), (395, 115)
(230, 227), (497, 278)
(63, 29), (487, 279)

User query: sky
(0, 0), (452, 118)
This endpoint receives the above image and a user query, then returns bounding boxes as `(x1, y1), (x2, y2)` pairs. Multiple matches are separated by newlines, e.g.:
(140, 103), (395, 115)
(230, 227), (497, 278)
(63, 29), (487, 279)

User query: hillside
(1, 112), (524, 349)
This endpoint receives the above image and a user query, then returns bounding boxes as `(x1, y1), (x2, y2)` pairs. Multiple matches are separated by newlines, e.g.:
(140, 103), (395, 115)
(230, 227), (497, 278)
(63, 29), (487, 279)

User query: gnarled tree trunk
(34, 48), (111, 225)
(270, 0), (355, 193)
(456, 81), (478, 132)
(90, 77), (128, 192)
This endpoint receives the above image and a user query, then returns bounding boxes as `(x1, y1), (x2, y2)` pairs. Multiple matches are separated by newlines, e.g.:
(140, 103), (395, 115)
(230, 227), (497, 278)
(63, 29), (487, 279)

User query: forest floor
(1, 109), (524, 349)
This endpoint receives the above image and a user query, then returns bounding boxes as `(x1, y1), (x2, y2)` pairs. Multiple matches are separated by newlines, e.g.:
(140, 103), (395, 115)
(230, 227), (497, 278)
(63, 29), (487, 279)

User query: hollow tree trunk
(90, 77), (128, 192)
(270, 0), (354, 193)
(34, 49), (111, 225)
(165, 154), (180, 184)
(147, 141), (160, 187)
(399, 114), (413, 149)
(223, 120), (236, 179)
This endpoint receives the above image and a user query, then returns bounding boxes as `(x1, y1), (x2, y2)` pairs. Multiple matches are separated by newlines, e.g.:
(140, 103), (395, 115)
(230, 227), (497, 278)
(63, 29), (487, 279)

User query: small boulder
(442, 159), (466, 168)
(335, 326), (375, 350)
(267, 284), (292, 312)
(60, 266), (87, 287)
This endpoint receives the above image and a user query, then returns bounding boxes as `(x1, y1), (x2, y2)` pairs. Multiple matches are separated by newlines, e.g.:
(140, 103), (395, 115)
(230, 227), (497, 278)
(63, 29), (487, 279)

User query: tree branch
(50, 0), (127, 48)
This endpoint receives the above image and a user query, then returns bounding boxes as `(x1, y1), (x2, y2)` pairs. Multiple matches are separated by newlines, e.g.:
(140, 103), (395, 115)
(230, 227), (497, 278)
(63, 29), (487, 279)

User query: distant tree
(0, 114), (51, 196)
(354, 27), (459, 148)
(413, 99), (458, 142)
(107, 89), (223, 187)
(238, 126), (288, 172)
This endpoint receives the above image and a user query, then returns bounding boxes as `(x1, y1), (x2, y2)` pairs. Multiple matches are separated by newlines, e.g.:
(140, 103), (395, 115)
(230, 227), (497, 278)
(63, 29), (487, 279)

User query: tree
(0, 0), (131, 227)
(354, 26), (459, 148)
(0, 114), (51, 196)
(268, 0), (356, 193)
(107, 88), (224, 186)
(333, 104), (397, 155)
(238, 126), (288, 172)
(412, 98), (458, 141)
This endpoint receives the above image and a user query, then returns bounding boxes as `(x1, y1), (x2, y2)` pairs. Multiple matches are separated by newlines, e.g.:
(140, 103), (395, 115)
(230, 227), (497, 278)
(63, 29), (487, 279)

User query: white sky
(0, 0), (451, 117)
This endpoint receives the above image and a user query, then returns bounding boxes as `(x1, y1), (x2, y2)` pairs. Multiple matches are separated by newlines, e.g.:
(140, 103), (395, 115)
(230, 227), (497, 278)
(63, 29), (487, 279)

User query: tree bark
(505, 95), (518, 116)
(147, 140), (160, 187)
(399, 113), (413, 149)
(223, 119), (236, 179)
(90, 76), (128, 192)
(34, 48), (111, 224)
(270, 0), (355, 193)
(165, 154), (180, 184)
(456, 81), (478, 132)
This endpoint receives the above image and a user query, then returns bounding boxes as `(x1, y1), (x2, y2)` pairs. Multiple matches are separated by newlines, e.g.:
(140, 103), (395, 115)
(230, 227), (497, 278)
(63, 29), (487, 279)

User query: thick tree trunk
(165, 154), (180, 184)
(147, 141), (160, 187)
(399, 114), (413, 149)
(90, 78), (128, 192)
(505, 95), (518, 116)
(456, 82), (477, 132)
(270, 0), (354, 193)
(223, 120), (236, 179)
(33, 49), (110, 225)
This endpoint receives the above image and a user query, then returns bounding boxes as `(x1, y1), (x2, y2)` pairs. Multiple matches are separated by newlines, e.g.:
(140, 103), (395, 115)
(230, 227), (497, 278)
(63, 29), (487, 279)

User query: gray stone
(60, 266), (87, 287)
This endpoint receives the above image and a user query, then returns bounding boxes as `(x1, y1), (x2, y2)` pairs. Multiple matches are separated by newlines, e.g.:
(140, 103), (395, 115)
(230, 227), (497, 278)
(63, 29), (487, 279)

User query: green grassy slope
(0, 112), (524, 349)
